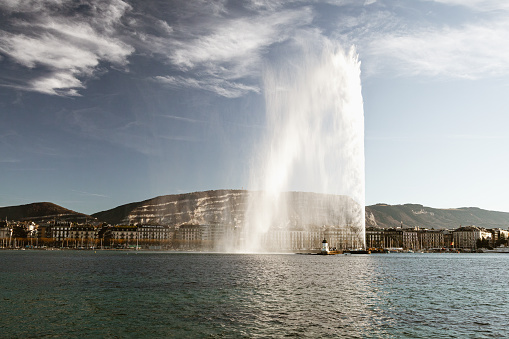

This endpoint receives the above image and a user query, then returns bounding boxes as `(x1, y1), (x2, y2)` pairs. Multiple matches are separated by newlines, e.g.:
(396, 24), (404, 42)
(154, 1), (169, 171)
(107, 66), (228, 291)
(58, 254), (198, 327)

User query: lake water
(1, 251), (508, 338)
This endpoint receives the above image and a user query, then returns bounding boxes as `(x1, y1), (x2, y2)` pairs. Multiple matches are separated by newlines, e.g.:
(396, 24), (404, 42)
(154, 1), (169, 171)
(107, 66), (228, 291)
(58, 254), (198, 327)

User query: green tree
(476, 237), (492, 250)
(496, 234), (507, 247)
(12, 225), (28, 238)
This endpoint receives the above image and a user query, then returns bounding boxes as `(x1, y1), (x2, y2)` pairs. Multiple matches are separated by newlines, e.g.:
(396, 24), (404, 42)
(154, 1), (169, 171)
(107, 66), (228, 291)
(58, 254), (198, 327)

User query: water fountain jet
(243, 37), (365, 253)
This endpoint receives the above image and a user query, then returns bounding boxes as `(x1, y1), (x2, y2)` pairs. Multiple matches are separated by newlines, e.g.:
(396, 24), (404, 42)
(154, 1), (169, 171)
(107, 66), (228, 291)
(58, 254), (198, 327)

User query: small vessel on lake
(483, 246), (509, 253)
(317, 239), (369, 255)
(318, 239), (342, 255)
(346, 249), (371, 254)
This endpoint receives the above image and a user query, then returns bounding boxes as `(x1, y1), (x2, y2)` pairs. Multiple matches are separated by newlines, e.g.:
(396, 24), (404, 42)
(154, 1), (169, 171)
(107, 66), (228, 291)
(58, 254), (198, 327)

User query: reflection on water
(0, 251), (508, 338)
(214, 254), (384, 338)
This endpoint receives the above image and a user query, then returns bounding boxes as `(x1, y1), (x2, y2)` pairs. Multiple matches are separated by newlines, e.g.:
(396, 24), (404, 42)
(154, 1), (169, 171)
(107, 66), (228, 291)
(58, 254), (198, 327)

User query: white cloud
(0, 0), (134, 96)
(154, 75), (260, 98)
(366, 19), (509, 79)
(141, 7), (313, 97)
(0, 0), (66, 11)
(72, 190), (110, 198)
(171, 8), (312, 72)
(156, 20), (173, 35)
(429, 0), (509, 11)
(31, 72), (84, 96)
(159, 115), (208, 124)
(0, 0), (131, 26)
(243, 0), (374, 10)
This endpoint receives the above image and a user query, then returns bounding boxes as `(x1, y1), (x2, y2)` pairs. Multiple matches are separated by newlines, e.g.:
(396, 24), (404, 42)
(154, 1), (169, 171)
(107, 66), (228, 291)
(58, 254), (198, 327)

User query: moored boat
(484, 246), (509, 253)
(346, 249), (370, 254)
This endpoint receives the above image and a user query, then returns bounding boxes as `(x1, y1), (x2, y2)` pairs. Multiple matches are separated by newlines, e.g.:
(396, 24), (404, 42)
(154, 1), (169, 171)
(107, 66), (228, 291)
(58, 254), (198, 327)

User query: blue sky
(1, 0), (508, 214)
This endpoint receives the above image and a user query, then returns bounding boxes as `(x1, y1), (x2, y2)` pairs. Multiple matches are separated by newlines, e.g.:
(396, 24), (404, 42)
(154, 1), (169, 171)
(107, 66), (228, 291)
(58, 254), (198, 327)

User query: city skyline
(1, 0), (508, 214)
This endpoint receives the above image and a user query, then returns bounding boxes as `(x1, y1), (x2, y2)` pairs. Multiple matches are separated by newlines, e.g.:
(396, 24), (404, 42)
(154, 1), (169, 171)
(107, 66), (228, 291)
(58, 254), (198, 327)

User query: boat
(484, 246), (509, 253)
(317, 250), (343, 255)
(317, 239), (343, 255)
(346, 249), (370, 254)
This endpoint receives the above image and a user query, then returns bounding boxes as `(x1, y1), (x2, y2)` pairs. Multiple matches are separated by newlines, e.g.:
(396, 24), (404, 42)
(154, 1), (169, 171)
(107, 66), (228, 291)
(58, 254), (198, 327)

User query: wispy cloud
(365, 135), (412, 141)
(4, 0), (505, 97)
(167, 8), (312, 72)
(446, 134), (509, 140)
(158, 113), (265, 130)
(154, 75), (260, 98)
(5, 167), (55, 171)
(1, 129), (65, 158)
(158, 115), (208, 124)
(157, 135), (203, 142)
(0, 0), (134, 96)
(367, 133), (509, 141)
(63, 111), (162, 156)
(61, 108), (206, 155)
(0, 1), (316, 98)
(72, 190), (110, 198)
(361, 1), (509, 79)
(428, 0), (509, 11)
(367, 20), (509, 79)
(144, 6), (314, 97)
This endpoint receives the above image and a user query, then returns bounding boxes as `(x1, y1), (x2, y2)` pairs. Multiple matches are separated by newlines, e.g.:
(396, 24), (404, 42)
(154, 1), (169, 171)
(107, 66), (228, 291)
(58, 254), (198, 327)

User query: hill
(92, 189), (249, 225)
(3, 194), (508, 230)
(0, 202), (96, 223)
(365, 203), (509, 229)
(92, 189), (363, 227)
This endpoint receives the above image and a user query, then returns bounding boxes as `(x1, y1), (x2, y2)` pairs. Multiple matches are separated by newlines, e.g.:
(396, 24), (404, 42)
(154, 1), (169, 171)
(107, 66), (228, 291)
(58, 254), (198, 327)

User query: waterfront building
(418, 229), (445, 250)
(383, 228), (403, 249)
(365, 226), (384, 249)
(402, 228), (419, 250)
(51, 223), (73, 243)
(324, 226), (353, 250)
(69, 225), (98, 247)
(452, 226), (492, 250)
(176, 224), (201, 241)
(489, 228), (509, 247)
(262, 228), (322, 251)
(110, 225), (138, 246)
(443, 229), (453, 248)
(366, 227), (448, 251)
(0, 223), (9, 247)
(200, 223), (231, 243)
(175, 224), (203, 248)
(36, 223), (51, 239)
(138, 225), (174, 242)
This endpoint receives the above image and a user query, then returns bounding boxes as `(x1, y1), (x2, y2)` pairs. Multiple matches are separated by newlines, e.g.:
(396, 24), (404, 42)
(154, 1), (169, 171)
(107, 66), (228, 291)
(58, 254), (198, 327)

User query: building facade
(452, 226), (491, 250)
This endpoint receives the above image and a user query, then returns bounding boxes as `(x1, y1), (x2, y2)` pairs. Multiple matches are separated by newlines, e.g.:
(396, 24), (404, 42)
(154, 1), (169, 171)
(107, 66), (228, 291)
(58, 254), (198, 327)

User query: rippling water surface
(1, 251), (508, 338)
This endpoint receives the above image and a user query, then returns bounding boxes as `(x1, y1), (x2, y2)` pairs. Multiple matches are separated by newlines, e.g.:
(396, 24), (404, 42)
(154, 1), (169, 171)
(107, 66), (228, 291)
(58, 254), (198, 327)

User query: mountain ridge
(0, 202), (95, 223)
(92, 189), (363, 228)
(365, 203), (509, 229)
(2, 191), (508, 230)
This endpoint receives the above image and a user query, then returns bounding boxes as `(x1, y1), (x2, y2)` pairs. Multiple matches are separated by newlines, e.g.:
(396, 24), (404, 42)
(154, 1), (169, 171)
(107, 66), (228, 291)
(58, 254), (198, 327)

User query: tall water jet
(244, 37), (365, 252)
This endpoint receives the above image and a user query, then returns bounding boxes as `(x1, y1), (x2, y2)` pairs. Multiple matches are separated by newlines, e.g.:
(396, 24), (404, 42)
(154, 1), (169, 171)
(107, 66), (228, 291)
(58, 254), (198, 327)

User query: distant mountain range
(2, 191), (509, 229)
(0, 202), (95, 223)
(365, 203), (509, 229)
